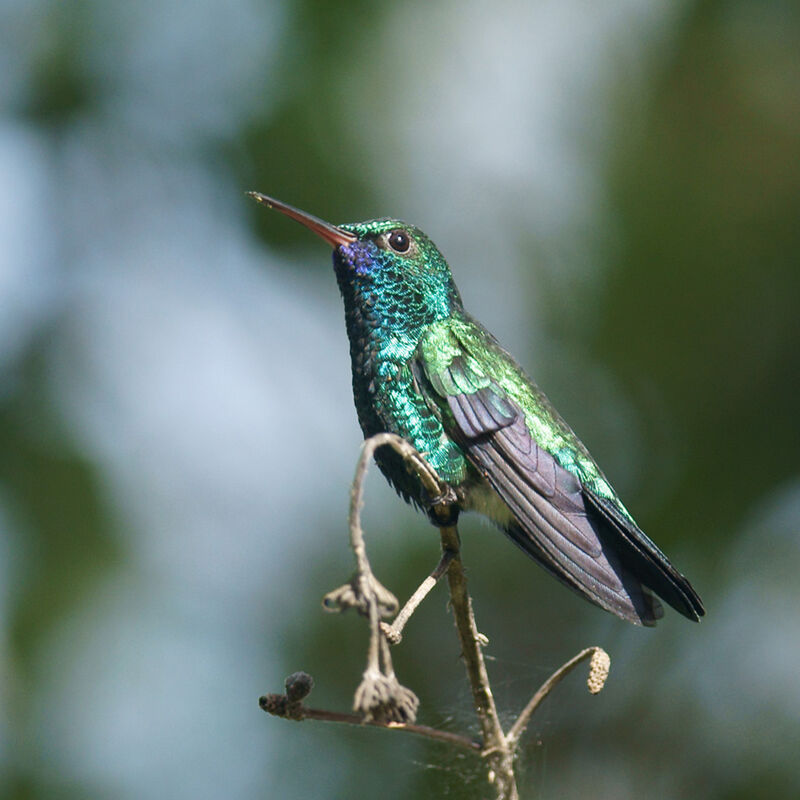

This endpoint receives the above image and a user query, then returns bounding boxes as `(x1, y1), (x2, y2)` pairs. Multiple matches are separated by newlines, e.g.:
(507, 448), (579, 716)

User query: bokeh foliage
(1, 1), (799, 799)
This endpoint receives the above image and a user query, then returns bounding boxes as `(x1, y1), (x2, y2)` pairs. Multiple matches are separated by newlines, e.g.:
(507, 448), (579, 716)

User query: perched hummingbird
(250, 192), (704, 626)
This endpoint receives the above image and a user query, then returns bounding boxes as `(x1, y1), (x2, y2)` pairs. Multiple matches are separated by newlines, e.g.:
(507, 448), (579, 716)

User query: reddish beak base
(248, 192), (357, 249)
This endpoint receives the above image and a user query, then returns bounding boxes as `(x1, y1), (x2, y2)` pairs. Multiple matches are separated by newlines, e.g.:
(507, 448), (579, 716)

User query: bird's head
(249, 193), (462, 333)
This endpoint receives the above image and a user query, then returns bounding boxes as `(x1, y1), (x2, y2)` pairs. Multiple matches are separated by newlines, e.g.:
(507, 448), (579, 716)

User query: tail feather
(583, 492), (705, 622)
(503, 519), (663, 626)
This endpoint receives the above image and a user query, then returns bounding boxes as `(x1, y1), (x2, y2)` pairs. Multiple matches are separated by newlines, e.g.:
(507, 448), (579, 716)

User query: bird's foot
(419, 480), (459, 527)
(427, 504), (459, 527)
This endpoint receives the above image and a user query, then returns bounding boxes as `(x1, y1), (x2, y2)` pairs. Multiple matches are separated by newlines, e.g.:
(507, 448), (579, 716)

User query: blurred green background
(1, 1), (799, 798)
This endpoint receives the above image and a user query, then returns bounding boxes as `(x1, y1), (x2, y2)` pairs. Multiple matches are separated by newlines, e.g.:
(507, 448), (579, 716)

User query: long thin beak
(247, 192), (357, 248)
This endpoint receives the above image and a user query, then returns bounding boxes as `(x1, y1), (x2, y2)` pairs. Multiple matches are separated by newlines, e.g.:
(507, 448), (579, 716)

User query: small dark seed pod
(285, 671), (315, 703)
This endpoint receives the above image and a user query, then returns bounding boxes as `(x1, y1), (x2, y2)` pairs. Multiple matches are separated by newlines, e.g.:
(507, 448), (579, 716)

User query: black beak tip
(247, 191), (271, 207)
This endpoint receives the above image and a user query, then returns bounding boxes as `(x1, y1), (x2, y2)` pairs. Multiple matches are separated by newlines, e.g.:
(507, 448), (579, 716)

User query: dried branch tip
(259, 693), (289, 716)
(354, 669), (420, 724)
(380, 621), (403, 645)
(259, 671), (316, 721)
(322, 574), (399, 617)
(587, 648), (611, 695)
(285, 671), (315, 703)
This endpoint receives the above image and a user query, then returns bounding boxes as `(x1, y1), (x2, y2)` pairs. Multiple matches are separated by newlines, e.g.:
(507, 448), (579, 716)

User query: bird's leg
(415, 462), (459, 525)
(425, 500), (459, 527)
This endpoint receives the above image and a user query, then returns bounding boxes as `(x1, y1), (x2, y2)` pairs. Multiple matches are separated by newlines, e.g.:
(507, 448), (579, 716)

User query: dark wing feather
(582, 491), (705, 620)
(455, 393), (663, 624)
(416, 349), (702, 626)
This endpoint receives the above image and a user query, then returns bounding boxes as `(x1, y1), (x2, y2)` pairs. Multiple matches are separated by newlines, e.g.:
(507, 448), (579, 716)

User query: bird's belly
(461, 476), (515, 528)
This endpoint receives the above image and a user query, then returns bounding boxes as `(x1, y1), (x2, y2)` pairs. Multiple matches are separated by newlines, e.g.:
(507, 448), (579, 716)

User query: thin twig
(439, 525), (519, 800)
(347, 434), (400, 616)
(382, 548), (456, 644)
(344, 434), (421, 723)
(260, 697), (481, 752)
(506, 646), (609, 748)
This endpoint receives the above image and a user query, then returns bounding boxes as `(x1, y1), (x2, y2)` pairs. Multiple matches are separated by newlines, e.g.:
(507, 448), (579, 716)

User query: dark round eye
(388, 230), (410, 253)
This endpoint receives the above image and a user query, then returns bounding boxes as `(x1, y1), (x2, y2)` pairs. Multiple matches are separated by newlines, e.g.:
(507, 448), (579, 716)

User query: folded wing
(414, 328), (704, 625)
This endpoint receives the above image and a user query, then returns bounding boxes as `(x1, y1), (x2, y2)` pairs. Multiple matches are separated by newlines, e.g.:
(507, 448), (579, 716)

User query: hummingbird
(250, 192), (705, 627)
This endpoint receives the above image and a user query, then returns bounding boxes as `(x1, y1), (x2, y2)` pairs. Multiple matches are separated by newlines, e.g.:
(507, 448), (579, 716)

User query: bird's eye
(388, 230), (410, 253)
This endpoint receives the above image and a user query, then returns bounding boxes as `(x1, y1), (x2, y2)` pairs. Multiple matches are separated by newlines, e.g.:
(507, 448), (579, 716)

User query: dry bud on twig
(354, 669), (420, 724)
(587, 648), (611, 695)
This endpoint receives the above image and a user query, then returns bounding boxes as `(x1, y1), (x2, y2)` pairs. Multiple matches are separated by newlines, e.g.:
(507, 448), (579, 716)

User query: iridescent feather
(250, 194), (705, 626)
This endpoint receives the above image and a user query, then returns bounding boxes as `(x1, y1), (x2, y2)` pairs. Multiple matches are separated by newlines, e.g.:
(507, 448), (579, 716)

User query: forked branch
(261, 434), (611, 800)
